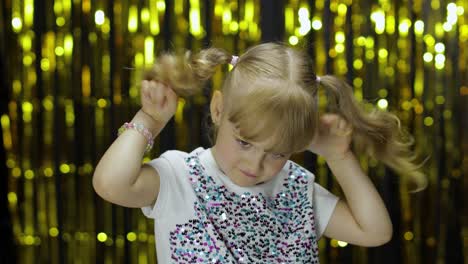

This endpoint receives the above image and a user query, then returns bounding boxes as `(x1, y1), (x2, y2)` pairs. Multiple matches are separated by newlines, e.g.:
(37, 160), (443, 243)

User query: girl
(93, 42), (426, 263)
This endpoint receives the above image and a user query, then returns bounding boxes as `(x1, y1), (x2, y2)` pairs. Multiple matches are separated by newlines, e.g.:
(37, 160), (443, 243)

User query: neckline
(196, 147), (281, 195)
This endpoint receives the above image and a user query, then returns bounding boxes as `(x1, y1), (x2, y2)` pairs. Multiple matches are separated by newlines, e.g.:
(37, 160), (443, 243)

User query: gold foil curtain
(1, 0), (466, 263)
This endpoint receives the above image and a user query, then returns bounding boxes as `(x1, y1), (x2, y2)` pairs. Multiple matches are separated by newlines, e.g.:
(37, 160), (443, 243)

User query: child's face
(211, 119), (291, 187)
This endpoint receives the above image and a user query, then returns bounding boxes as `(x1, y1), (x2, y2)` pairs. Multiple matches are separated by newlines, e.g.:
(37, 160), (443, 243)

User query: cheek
(220, 146), (235, 168)
(216, 135), (241, 168)
(227, 143), (244, 165)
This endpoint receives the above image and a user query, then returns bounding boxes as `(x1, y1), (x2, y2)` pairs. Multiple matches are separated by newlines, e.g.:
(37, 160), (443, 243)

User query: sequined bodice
(169, 152), (320, 263)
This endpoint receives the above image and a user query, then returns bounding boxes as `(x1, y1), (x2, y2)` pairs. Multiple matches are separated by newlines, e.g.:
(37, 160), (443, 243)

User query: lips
(240, 169), (257, 178)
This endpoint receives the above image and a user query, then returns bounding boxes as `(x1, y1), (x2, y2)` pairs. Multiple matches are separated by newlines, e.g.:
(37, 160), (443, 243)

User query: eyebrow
(232, 129), (289, 155)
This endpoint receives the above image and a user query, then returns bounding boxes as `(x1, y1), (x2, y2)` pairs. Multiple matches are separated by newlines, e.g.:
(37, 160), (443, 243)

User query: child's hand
(307, 113), (353, 161)
(140, 80), (178, 124)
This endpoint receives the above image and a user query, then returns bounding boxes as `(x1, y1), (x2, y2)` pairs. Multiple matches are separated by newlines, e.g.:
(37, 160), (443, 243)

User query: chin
(229, 174), (258, 187)
(232, 179), (255, 187)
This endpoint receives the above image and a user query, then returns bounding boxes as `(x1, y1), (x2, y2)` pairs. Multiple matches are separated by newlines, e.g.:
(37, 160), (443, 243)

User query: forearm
(92, 109), (165, 196)
(326, 152), (392, 236)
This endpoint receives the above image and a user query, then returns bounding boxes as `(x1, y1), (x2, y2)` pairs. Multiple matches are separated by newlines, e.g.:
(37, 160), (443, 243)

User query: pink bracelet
(118, 122), (154, 152)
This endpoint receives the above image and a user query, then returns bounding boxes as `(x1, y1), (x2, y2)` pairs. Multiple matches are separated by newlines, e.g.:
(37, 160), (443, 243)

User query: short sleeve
(312, 182), (339, 239)
(140, 156), (173, 219)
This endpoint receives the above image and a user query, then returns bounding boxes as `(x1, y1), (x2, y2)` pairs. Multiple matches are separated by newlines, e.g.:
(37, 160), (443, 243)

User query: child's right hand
(140, 80), (178, 124)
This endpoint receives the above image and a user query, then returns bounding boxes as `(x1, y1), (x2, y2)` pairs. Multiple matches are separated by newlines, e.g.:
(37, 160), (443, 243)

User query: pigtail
(318, 75), (427, 192)
(142, 47), (232, 97)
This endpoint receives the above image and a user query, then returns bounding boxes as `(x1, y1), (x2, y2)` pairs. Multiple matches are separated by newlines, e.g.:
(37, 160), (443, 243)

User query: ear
(210, 90), (224, 124)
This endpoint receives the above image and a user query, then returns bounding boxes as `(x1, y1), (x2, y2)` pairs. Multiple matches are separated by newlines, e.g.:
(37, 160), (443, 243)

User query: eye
(271, 153), (286, 159)
(236, 139), (251, 148)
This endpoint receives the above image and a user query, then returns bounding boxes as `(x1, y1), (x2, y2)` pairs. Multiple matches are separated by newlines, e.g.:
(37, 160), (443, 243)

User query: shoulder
(159, 149), (189, 160)
(283, 160), (317, 182)
(148, 147), (206, 168)
(260, 160), (317, 195)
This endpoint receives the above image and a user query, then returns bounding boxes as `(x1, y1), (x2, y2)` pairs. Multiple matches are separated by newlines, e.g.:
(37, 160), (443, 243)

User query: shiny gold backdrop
(1, 0), (466, 263)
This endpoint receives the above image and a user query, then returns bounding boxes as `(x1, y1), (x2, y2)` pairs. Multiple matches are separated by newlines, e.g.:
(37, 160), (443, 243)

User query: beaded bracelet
(118, 122), (154, 152)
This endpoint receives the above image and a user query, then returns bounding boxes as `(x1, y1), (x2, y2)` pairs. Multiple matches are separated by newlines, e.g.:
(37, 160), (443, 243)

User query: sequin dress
(141, 147), (338, 263)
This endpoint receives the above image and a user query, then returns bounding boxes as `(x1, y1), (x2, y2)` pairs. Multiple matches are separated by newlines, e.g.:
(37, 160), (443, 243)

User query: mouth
(240, 169), (257, 178)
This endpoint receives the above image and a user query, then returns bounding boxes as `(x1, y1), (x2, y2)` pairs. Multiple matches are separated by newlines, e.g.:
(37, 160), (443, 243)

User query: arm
(322, 152), (392, 247)
(93, 80), (178, 208)
(309, 114), (392, 246)
(92, 109), (165, 208)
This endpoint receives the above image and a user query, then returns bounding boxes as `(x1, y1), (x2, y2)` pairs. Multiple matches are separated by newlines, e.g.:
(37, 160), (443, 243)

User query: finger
(338, 117), (349, 131)
(164, 86), (178, 109)
(141, 80), (152, 99)
(141, 80), (149, 92)
(342, 121), (353, 135)
(326, 114), (344, 135)
(319, 114), (339, 136)
(332, 116), (353, 136)
(329, 117), (341, 136)
(336, 116), (353, 135)
(320, 113), (338, 125)
(151, 81), (164, 105)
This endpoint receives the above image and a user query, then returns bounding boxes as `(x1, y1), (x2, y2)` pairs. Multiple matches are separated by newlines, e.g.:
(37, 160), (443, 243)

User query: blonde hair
(143, 42), (427, 191)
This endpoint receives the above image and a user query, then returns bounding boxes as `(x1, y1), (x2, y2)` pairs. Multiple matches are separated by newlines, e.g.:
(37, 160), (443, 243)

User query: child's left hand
(307, 113), (353, 161)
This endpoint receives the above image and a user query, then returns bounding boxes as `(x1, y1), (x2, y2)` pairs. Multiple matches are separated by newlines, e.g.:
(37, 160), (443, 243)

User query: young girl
(93, 42), (426, 263)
